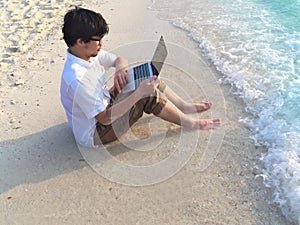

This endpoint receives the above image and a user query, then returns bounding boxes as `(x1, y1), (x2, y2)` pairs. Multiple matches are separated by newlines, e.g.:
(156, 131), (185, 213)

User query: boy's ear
(76, 38), (86, 46)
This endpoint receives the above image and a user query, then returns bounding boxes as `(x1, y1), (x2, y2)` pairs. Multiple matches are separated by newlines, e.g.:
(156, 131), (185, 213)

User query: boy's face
(83, 36), (104, 58)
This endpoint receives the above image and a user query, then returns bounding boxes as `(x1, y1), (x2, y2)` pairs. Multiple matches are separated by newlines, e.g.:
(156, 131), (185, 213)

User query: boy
(60, 7), (220, 148)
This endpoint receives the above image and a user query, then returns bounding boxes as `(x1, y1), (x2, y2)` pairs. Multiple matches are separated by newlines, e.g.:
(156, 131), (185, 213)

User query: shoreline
(0, 0), (291, 224)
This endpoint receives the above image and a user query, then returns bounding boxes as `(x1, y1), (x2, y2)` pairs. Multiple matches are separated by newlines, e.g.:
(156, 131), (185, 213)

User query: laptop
(122, 36), (168, 93)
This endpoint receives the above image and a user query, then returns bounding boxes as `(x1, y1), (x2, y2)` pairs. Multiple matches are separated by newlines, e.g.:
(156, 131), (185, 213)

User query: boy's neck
(68, 47), (90, 62)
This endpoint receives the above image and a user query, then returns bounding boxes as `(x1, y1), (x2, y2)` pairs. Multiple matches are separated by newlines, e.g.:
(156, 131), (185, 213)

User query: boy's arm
(112, 56), (129, 93)
(96, 76), (159, 125)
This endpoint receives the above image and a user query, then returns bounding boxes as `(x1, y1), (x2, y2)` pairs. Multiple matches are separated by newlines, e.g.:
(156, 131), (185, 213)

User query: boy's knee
(143, 90), (167, 115)
(157, 79), (166, 92)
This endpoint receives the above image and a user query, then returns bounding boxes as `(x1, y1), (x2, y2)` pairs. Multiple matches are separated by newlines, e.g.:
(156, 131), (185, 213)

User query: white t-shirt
(60, 49), (117, 148)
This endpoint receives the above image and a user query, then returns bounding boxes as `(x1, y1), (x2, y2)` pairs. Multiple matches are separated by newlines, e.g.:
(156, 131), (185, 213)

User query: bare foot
(195, 119), (221, 130)
(195, 101), (212, 112)
(184, 101), (212, 114)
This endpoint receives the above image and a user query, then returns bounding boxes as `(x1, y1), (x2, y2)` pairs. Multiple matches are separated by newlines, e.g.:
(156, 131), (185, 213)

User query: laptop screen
(151, 36), (168, 75)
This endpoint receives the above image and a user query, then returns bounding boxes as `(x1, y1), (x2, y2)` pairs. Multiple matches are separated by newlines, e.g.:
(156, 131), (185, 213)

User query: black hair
(62, 7), (109, 47)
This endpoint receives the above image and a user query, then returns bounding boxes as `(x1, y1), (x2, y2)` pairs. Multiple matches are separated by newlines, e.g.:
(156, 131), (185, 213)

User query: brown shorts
(94, 80), (167, 144)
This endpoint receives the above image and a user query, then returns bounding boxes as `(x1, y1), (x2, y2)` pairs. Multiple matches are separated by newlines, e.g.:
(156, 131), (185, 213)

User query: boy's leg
(95, 80), (220, 145)
(94, 91), (143, 144)
(94, 86), (165, 144)
(159, 82), (212, 114)
(146, 80), (220, 130)
(155, 99), (220, 130)
(95, 106), (143, 144)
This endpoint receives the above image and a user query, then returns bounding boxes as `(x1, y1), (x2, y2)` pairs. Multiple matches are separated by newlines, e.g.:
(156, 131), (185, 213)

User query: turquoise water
(151, 0), (300, 223)
(256, 0), (300, 33)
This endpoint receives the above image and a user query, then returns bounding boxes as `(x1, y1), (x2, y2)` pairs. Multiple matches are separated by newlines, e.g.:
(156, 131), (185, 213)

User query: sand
(0, 0), (292, 224)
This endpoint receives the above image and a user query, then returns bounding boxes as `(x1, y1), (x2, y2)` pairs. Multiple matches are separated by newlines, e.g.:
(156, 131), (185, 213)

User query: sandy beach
(0, 0), (292, 224)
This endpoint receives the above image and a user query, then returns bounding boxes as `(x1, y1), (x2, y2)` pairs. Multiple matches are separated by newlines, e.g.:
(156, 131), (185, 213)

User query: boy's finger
(114, 80), (121, 93)
(149, 75), (157, 82)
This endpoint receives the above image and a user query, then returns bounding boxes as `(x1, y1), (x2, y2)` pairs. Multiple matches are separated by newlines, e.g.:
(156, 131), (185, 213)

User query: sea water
(151, 0), (300, 223)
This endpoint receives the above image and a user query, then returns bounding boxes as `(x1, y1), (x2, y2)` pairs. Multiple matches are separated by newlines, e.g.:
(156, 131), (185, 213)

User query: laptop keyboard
(133, 63), (150, 87)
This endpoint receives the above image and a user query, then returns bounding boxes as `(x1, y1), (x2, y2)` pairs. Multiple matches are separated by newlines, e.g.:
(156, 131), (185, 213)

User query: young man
(60, 7), (220, 148)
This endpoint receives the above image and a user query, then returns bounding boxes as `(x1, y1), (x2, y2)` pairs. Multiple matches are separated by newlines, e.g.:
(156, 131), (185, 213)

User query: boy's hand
(136, 76), (159, 97)
(113, 56), (129, 93)
(114, 68), (129, 93)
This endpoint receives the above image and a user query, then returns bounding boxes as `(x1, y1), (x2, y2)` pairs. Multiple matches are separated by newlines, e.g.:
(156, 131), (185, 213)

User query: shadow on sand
(0, 123), (83, 193)
(0, 118), (185, 193)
